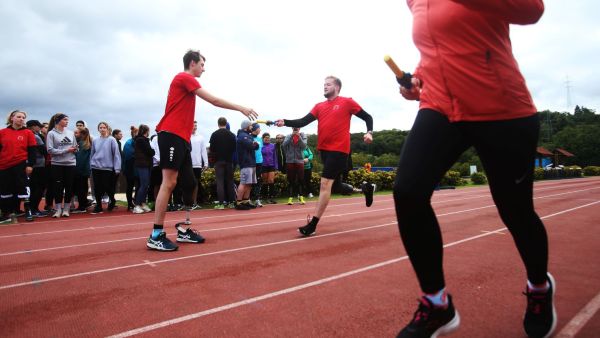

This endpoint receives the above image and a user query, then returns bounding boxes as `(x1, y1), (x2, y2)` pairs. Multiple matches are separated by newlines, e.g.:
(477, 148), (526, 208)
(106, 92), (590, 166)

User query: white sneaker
(308, 193), (314, 198)
(141, 203), (152, 213)
(133, 206), (145, 214)
(256, 200), (263, 207)
(62, 209), (70, 217)
(52, 208), (62, 218)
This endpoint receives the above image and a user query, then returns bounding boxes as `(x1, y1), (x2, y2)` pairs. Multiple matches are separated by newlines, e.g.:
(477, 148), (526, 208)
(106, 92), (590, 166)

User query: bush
(440, 170), (466, 186)
(470, 171), (488, 185)
(534, 167), (545, 180)
(583, 166), (600, 176)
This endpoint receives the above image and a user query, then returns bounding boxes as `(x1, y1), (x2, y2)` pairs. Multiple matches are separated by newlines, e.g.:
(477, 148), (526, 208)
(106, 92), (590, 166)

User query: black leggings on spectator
(51, 165), (75, 206)
(92, 169), (116, 209)
(393, 109), (548, 294)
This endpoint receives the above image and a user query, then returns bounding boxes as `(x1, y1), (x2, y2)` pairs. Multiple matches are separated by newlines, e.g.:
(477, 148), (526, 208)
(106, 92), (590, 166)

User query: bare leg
(154, 169), (178, 226)
(313, 177), (334, 218)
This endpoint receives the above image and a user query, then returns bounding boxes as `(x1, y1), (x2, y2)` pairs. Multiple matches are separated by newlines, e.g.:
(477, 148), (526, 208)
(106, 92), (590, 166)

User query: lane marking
(555, 291), (600, 338)
(106, 199), (600, 337)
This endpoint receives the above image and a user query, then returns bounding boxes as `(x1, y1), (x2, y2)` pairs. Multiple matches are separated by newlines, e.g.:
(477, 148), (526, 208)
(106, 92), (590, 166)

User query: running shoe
(361, 182), (376, 207)
(523, 273), (557, 338)
(298, 215), (317, 237)
(141, 203), (152, 213)
(52, 209), (62, 218)
(255, 200), (263, 207)
(31, 210), (49, 218)
(62, 209), (70, 217)
(235, 202), (251, 210)
(91, 206), (104, 215)
(397, 294), (460, 338)
(107, 200), (117, 211)
(214, 203), (225, 210)
(299, 196), (306, 205)
(25, 209), (34, 222)
(191, 204), (202, 210)
(176, 226), (206, 243)
(288, 197), (294, 205)
(70, 208), (87, 214)
(132, 206), (144, 214)
(146, 232), (178, 251)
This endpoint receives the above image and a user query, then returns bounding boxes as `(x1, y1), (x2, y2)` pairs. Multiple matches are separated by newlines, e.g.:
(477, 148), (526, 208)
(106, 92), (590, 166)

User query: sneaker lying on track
(397, 294), (460, 338)
(361, 181), (376, 207)
(176, 225), (206, 243)
(523, 273), (557, 338)
(147, 232), (179, 251)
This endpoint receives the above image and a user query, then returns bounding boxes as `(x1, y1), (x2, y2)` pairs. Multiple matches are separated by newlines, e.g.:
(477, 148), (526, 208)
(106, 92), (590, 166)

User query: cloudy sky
(1, 0), (598, 140)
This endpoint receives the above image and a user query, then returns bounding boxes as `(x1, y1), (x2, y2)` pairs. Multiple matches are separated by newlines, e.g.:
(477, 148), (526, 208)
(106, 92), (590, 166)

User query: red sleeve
(309, 103), (320, 118)
(347, 98), (363, 115)
(182, 73), (201, 93)
(449, 0), (544, 24)
(26, 129), (36, 146)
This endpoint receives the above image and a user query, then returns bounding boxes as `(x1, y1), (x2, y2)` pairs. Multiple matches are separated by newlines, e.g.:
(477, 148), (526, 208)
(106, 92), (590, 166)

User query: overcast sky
(1, 0), (598, 140)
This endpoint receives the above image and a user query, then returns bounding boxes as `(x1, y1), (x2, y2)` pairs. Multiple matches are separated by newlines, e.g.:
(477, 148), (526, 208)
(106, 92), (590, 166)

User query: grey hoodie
(46, 128), (77, 166)
(282, 132), (307, 164)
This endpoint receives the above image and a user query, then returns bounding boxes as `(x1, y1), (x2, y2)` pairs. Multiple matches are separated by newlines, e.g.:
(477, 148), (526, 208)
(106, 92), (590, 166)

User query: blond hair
(6, 109), (27, 126)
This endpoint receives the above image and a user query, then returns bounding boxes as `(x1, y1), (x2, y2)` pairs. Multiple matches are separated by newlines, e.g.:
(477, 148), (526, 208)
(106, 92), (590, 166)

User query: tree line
(305, 106), (599, 174)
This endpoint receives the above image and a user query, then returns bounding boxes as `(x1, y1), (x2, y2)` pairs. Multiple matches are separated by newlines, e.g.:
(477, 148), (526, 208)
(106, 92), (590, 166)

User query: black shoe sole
(362, 183), (374, 207)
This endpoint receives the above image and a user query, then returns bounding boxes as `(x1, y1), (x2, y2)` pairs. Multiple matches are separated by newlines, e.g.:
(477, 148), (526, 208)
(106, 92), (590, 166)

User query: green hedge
(583, 166), (600, 176)
(470, 171), (488, 185)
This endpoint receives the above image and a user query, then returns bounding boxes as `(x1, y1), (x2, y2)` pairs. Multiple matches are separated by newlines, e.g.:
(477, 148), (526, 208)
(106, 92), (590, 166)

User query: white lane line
(106, 199), (600, 338)
(143, 260), (157, 268)
(555, 291), (600, 338)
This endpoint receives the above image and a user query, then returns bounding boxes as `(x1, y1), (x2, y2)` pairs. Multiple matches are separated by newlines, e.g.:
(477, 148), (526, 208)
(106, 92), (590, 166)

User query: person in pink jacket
(394, 1), (555, 338)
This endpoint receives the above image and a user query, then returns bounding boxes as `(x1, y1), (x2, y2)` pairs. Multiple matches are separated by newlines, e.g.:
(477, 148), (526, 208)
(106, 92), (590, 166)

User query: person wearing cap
(46, 113), (78, 218)
(26, 119), (50, 218)
(275, 75), (374, 236)
(235, 120), (259, 210)
(0, 110), (38, 224)
(147, 49), (258, 252)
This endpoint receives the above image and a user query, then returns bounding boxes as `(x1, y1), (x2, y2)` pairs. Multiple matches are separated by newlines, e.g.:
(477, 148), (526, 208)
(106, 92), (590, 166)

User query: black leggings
(393, 109), (548, 293)
(92, 169), (116, 208)
(51, 165), (75, 206)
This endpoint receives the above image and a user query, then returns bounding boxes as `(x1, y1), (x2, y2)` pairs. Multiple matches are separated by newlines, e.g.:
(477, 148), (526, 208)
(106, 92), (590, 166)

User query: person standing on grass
(282, 127), (307, 205)
(90, 122), (121, 214)
(0, 110), (37, 224)
(393, 1), (554, 338)
(275, 75), (374, 236)
(46, 113), (78, 218)
(146, 49), (257, 252)
(260, 132), (278, 204)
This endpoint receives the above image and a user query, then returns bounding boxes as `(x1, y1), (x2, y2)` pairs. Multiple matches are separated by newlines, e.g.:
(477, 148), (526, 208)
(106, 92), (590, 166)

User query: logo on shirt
(333, 105), (340, 110)
(59, 136), (72, 145)
(169, 147), (175, 162)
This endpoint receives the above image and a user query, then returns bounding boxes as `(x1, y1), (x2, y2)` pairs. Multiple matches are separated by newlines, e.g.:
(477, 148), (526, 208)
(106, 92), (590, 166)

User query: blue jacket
(236, 129), (257, 169)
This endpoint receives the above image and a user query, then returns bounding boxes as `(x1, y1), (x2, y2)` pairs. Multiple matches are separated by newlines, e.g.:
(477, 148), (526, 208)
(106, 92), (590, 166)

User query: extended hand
(242, 107), (258, 120)
(275, 119), (285, 127)
(363, 133), (373, 144)
(400, 77), (422, 101)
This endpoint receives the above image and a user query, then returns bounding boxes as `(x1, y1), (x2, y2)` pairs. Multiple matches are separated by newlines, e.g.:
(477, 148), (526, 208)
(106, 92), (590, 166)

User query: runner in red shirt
(394, 1), (553, 338)
(147, 49), (258, 252)
(275, 75), (374, 236)
(0, 110), (38, 224)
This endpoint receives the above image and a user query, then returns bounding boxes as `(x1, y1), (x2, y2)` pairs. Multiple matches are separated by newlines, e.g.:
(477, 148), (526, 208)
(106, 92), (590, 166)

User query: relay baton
(383, 55), (413, 89)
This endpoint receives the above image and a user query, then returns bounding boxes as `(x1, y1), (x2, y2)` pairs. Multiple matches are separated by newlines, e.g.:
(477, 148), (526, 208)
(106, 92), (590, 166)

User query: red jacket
(0, 127), (36, 170)
(408, 0), (544, 121)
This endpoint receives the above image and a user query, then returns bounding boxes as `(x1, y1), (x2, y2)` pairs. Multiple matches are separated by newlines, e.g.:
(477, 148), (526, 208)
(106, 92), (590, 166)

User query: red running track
(0, 177), (599, 337)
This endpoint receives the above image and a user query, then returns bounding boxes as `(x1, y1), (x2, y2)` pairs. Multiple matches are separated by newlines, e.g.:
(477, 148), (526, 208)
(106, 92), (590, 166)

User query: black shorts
(0, 162), (30, 198)
(320, 150), (348, 179)
(158, 131), (192, 171)
(261, 166), (276, 173)
(151, 166), (162, 187)
(193, 168), (203, 180)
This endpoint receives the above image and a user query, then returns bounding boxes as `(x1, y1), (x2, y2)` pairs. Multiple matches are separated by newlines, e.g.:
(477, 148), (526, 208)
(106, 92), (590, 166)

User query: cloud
(0, 0), (597, 142)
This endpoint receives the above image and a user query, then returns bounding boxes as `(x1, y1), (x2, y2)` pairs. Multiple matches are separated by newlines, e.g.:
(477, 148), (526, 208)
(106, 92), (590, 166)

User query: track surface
(1, 177), (599, 337)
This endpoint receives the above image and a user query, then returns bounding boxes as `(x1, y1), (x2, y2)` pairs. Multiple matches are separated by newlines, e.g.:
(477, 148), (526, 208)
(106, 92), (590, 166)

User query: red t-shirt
(156, 72), (201, 143)
(310, 96), (362, 154)
(0, 127), (37, 170)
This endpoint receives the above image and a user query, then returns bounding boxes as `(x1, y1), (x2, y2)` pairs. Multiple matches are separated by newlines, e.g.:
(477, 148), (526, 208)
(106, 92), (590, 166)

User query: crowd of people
(0, 111), (321, 225)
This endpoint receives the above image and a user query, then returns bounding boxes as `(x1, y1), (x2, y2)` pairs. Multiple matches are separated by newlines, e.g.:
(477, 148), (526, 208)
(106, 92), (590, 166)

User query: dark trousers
(92, 169), (116, 208)
(303, 168), (313, 196)
(51, 165), (75, 206)
(214, 161), (235, 204)
(73, 173), (90, 210)
(393, 109), (548, 293)
(30, 166), (47, 212)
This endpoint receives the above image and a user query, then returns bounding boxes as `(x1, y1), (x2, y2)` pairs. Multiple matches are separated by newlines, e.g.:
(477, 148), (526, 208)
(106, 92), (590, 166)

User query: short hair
(183, 50), (206, 70)
(76, 120), (85, 126)
(325, 75), (342, 90)
(262, 132), (270, 139)
(217, 117), (227, 127)
(6, 109), (26, 126)
(112, 129), (121, 137)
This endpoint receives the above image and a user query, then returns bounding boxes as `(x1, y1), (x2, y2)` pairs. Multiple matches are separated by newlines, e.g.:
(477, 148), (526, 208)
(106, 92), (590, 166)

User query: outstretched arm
(275, 113), (316, 128)
(195, 88), (258, 120)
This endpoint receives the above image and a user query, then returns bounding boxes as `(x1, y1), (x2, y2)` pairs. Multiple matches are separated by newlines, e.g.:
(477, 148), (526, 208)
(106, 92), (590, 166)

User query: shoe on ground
(299, 196), (306, 205)
(298, 216), (317, 237)
(62, 209), (70, 217)
(90, 206), (103, 214)
(255, 200), (263, 207)
(397, 294), (460, 338)
(235, 202), (251, 210)
(227, 202), (236, 209)
(146, 232), (178, 251)
(176, 225), (206, 243)
(107, 201), (116, 211)
(308, 193), (314, 198)
(523, 273), (557, 338)
(52, 209), (62, 218)
(71, 208), (87, 214)
(25, 209), (34, 222)
(141, 203), (152, 213)
(31, 210), (48, 218)
(214, 203), (225, 210)
(361, 182), (376, 207)
(288, 197), (294, 205)
(132, 205), (145, 214)
(191, 204), (202, 210)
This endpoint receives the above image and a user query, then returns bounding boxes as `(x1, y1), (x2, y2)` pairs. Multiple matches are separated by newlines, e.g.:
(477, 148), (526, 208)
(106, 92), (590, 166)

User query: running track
(1, 177), (599, 337)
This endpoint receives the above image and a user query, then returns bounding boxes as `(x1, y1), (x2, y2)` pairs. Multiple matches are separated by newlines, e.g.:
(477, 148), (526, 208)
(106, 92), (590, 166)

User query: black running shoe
(31, 210), (48, 218)
(523, 273), (557, 338)
(298, 216), (317, 237)
(146, 232), (179, 251)
(176, 226), (206, 243)
(90, 207), (103, 215)
(361, 181), (376, 207)
(235, 202), (251, 210)
(397, 294), (460, 338)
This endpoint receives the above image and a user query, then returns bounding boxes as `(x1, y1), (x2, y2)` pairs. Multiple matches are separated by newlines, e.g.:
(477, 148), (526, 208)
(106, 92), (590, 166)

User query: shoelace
(411, 298), (432, 325)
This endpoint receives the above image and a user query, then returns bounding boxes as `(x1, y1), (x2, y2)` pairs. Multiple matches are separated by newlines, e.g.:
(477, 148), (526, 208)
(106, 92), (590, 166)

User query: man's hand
(400, 77), (422, 101)
(241, 107), (258, 120)
(363, 132), (373, 144)
(275, 119), (285, 127)
(25, 166), (33, 176)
